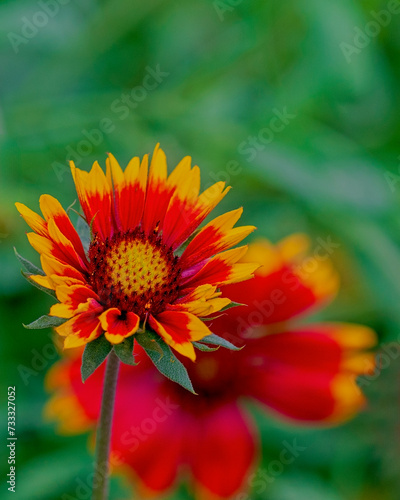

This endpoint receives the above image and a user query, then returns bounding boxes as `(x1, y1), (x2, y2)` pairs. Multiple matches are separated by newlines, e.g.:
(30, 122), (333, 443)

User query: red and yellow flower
(46, 235), (376, 499)
(16, 145), (257, 359)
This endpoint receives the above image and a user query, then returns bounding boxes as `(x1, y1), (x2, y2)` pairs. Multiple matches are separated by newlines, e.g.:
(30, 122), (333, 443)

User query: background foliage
(1, 0), (400, 498)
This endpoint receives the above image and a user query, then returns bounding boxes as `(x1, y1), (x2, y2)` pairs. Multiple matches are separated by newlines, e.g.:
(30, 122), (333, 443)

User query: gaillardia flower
(16, 145), (257, 360)
(46, 236), (376, 499)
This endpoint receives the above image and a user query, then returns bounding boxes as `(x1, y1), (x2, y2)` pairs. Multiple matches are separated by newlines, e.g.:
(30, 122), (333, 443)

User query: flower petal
(40, 254), (86, 286)
(70, 161), (114, 240)
(149, 311), (213, 361)
(182, 246), (259, 289)
(169, 284), (231, 316)
(142, 144), (171, 234)
(241, 324), (376, 423)
(47, 219), (88, 273)
(46, 353), (182, 494)
(164, 180), (231, 250)
(180, 208), (255, 269)
(107, 153), (147, 231)
(188, 403), (257, 499)
(217, 236), (339, 329)
(26, 232), (74, 268)
(55, 301), (103, 348)
(39, 194), (88, 266)
(169, 297), (231, 317)
(15, 202), (48, 236)
(162, 165), (202, 247)
(99, 308), (140, 344)
(50, 284), (100, 319)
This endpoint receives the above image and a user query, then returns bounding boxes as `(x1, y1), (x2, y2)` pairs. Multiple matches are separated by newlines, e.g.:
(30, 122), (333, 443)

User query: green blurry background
(1, 0), (400, 498)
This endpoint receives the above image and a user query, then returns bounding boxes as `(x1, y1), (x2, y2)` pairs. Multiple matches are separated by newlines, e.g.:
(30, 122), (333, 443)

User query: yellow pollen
(89, 229), (181, 318)
(108, 239), (170, 296)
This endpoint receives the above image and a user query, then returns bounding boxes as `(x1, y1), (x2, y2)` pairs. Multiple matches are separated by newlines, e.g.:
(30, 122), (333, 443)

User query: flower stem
(92, 349), (120, 500)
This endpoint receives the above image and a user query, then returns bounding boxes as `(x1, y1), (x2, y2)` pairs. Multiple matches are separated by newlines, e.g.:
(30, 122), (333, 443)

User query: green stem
(92, 349), (120, 500)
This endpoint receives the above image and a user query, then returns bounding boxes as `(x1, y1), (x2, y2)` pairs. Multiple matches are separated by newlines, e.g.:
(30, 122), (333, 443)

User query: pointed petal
(149, 311), (212, 361)
(142, 144), (171, 233)
(30, 274), (54, 289)
(50, 285), (100, 318)
(27, 229), (86, 275)
(56, 304), (103, 348)
(27, 232), (65, 263)
(40, 254), (86, 285)
(70, 161), (114, 240)
(180, 208), (255, 269)
(164, 181), (231, 250)
(169, 297), (231, 316)
(15, 202), (48, 236)
(107, 153), (147, 231)
(39, 195), (88, 265)
(171, 285), (230, 316)
(182, 246), (258, 289)
(47, 219), (88, 273)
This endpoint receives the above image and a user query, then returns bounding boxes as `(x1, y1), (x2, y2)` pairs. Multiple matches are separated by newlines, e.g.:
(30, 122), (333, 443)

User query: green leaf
(193, 342), (219, 352)
(81, 335), (112, 382)
(23, 315), (67, 330)
(21, 271), (57, 298)
(113, 336), (137, 365)
(14, 247), (45, 276)
(136, 331), (195, 393)
(199, 334), (241, 350)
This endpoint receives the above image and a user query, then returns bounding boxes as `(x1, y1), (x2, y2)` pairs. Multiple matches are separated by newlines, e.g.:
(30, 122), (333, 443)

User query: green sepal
(136, 331), (195, 394)
(135, 333), (163, 356)
(198, 333), (241, 351)
(193, 342), (219, 352)
(201, 302), (245, 322)
(14, 247), (45, 276)
(23, 315), (67, 330)
(74, 213), (91, 254)
(81, 335), (113, 382)
(220, 301), (245, 312)
(201, 314), (223, 322)
(21, 270), (57, 298)
(113, 336), (137, 366)
(175, 228), (200, 257)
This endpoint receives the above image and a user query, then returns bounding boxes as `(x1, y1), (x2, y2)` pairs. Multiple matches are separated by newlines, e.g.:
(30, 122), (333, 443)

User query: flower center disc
(89, 229), (181, 319)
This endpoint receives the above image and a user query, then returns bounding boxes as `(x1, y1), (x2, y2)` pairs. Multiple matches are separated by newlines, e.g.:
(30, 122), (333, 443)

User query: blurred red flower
(46, 235), (376, 499)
